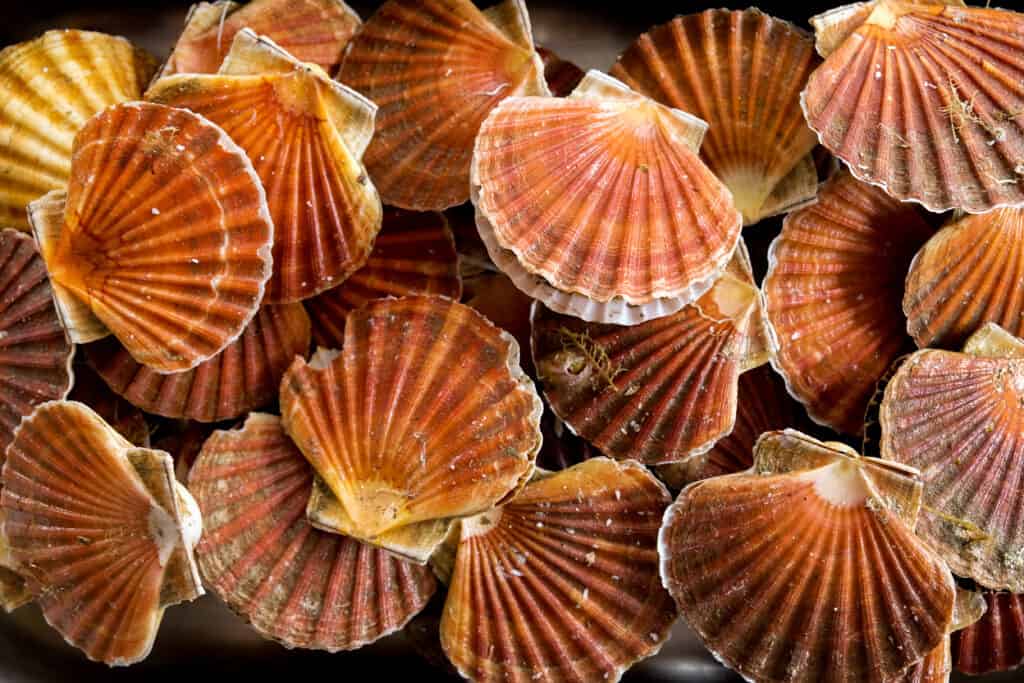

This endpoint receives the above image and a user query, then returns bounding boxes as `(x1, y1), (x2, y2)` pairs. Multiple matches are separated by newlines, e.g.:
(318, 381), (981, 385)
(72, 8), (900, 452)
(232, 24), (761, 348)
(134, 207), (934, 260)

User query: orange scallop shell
(0, 401), (203, 665)
(440, 458), (678, 683)
(536, 46), (584, 97)
(611, 8), (822, 226)
(189, 413), (436, 651)
(303, 207), (461, 348)
(29, 101), (273, 373)
(953, 591), (1024, 675)
(803, 1), (1024, 213)
(162, 0), (361, 76)
(338, 0), (548, 210)
(148, 29), (382, 303)
(86, 303), (310, 422)
(660, 430), (956, 683)
(764, 170), (934, 434)
(280, 296), (542, 563)
(0, 30), (156, 231)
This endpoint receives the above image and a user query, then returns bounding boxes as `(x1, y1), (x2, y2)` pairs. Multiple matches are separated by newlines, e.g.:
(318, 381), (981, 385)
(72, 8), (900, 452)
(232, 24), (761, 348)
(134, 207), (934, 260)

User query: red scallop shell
(953, 591), (1024, 675)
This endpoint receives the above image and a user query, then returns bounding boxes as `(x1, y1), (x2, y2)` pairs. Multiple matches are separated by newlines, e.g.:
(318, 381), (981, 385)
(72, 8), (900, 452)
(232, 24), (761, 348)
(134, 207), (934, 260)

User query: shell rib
(473, 70), (742, 325)
(803, 1), (1024, 213)
(611, 8), (822, 225)
(338, 0), (548, 210)
(189, 413), (436, 651)
(280, 296), (542, 563)
(440, 458), (678, 683)
(660, 430), (955, 683)
(0, 30), (156, 231)
(148, 29), (381, 303)
(953, 591), (1024, 675)
(764, 170), (934, 434)
(304, 207), (461, 348)
(0, 401), (203, 666)
(86, 303), (310, 422)
(162, 0), (360, 77)
(29, 101), (273, 373)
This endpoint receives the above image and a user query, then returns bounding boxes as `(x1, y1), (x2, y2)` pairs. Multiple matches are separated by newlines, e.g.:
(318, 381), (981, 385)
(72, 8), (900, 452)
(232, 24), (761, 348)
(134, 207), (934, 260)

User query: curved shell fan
(0, 401), (203, 666)
(162, 0), (360, 77)
(0, 30), (156, 231)
(148, 29), (381, 303)
(338, 0), (548, 210)
(537, 46), (584, 97)
(953, 591), (1024, 675)
(611, 8), (822, 225)
(474, 71), (741, 325)
(304, 207), (461, 348)
(764, 170), (934, 435)
(440, 458), (678, 683)
(0, 230), (73, 453)
(189, 413), (436, 651)
(86, 304), (310, 423)
(660, 430), (955, 683)
(802, 2), (1024, 213)
(280, 296), (542, 563)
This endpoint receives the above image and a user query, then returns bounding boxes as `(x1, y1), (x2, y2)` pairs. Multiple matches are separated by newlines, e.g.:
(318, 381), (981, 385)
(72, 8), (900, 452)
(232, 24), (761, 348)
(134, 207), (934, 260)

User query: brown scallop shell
(162, 0), (361, 77)
(29, 101), (273, 373)
(86, 303), (310, 423)
(0, 401), (203, 666)
(462, 271), (533, 374)
(148, 29), (382, 303)
(0, 30), (156, 231)
(189, 413), (436, 651)
(440, 458), (678, 683)
(279, 296), (542, 563)
(611, 8), (822, 225)
(803, 2), (1024, 213)
(536, 46), (584, 97)
(338, 0), (548, 211)
(953, 591), (1024, 675)
(764, 170), (934, 434)
(303, 207), (461, 348)
(660, 429), (956, 683)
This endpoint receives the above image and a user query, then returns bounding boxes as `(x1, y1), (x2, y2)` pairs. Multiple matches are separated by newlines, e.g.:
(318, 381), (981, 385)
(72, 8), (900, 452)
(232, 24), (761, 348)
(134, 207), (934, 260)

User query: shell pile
(1, 0), (1024, 680)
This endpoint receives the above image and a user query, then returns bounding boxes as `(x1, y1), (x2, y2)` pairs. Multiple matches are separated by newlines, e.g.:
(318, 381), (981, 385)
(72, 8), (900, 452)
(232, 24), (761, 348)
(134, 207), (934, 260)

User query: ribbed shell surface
(953, 591), (1024, 675)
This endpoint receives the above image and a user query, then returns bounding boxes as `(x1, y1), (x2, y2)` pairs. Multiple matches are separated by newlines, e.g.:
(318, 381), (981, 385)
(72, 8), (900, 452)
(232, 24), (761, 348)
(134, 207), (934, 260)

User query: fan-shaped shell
(189, 413), (436, 651)
(280, 296), (542, 563)
(905, 208), (1024, 350)
(611, 9), (822, 225)
(953, 591), (1024, 675)
(440, 458), (678, 683)
(803, 1), (1024, 213)
(86, 304), (310, 423)
(162, 0), (360, 77)
(304, 207), (461, 348)
(660, 429), (955, 683)
(29, 101), (273, 373)
(148, 29), (381, 303)
(0, 401), (203, 666)
(532, 245), (773, 465)
(0, 30), (156, 231)
(338, 0), (548, 211)
(0, 230), (73, 453)
(764, 170), (934, 434)
(537, 46), (583, 97)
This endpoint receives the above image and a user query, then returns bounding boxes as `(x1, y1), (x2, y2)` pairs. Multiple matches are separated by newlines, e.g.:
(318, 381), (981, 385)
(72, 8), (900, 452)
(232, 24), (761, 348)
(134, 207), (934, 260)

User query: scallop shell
(29, 101), (273, 373)
(148, 29), (381, 303)
(189, 413), (436, 651)
(338, 0), (548, 210)
(880, 323), (1024, 591)
(953, 591), (1024, 675)
(462, 271), (533, 375)
(0, 230), (74, 453)
(531, 244), (773, 465)
(279, 296), (542, 563)
(0, 30), (157, 231)
(764, 170), (934, 435)
(537, 46), (584, 97)
(86, 303), (310, 422)
(440, 458), (678, 683)
(303, 207), (461, 348)
(611, 9), (822, 225)
(905, 208), (1024, 350)
(67, 361), (149, 447)
(0, 566), (29, 612)
(0, 400), (203, 666)
(803, 1), (1024, 213)
(660, 429), (956, 683)
(162, 0), (360, 77)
